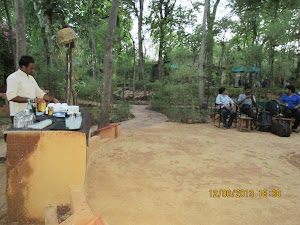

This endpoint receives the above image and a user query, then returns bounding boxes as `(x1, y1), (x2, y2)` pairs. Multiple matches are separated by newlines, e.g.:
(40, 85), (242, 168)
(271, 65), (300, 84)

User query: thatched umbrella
(57, 26), (77, 104)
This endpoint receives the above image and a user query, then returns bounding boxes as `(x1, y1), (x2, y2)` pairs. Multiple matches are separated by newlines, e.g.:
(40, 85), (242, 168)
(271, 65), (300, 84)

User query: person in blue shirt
(216, 87), (237, 128)
(280, 85), (300, 133)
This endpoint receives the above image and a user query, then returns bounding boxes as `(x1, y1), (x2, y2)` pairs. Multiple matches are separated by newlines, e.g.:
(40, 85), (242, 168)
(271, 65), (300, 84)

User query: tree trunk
(198, 0), (209, 109)
(218, 41), (225, 85)
(269, 46), (275, 88)
(33, 2), (51, 66)
(99, 0), (121, 128)
(65, 43), (72, 104)
(205, 0), (220, 82)
(88, 0), (98, 79)
(158, 0), (164, 79)
(3, 0), (16, 68)
(249, 72), (253, 87)
(123, 70), (126, 100)
(158, 40), (164, 79)
(14, 0), (26, 69)
(269, 0), (279, 88)
(296, 38), (300, 80)
(138, 0), (147, 97)
(131, 39), (136, 104)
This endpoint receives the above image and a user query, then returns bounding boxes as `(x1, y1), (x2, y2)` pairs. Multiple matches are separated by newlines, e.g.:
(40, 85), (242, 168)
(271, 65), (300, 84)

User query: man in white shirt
(237, 86), (256, 121)
(216, 87), (236, 128)
(6, 56), (59, 120)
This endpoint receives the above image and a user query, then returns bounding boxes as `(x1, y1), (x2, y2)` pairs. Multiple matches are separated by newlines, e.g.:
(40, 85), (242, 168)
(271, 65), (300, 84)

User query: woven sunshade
(57, 28), (78, 44)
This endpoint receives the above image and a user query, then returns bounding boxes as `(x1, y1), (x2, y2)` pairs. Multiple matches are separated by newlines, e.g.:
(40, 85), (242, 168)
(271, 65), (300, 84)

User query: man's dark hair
(285, 85), (295, 93)
(219, 87), (226, 94)
(244, 86), (251, 90)
(19, 56), (34, 68)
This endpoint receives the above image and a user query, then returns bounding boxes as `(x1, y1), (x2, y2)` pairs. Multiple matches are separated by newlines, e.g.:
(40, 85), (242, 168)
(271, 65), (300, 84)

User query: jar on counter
(48, 106), (53, 115)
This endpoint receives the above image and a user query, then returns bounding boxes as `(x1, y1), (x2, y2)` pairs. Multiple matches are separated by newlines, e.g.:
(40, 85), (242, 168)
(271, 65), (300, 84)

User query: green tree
(148, 0), (177, 78)
(14, 0), (26, 68)
(198, 0), (209, 108)
(99, 0), (121, 128)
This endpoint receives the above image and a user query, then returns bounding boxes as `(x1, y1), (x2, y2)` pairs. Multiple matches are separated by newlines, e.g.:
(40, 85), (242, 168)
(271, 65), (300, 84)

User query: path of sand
(121, 105), (167, 130)
(85, 108), (300, 225)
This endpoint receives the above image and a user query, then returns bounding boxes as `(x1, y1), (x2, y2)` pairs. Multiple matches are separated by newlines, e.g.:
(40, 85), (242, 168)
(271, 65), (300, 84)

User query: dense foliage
(0, 0), (300, 123)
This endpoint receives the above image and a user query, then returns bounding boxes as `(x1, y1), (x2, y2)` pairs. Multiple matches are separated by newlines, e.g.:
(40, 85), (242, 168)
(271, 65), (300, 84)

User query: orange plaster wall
(7, 131), (86, 223)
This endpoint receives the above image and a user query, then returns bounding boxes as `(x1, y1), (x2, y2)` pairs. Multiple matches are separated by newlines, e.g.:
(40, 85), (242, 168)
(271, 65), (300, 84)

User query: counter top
(4, 111), (92, 143)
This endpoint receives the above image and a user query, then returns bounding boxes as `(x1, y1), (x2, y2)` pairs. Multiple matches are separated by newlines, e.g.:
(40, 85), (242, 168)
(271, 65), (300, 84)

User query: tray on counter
(49, 117), (82, 131)
(35, 116), (82, 131)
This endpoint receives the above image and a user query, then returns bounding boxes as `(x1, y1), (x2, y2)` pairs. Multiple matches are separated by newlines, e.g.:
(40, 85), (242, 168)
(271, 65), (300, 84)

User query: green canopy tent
(233, 66), (260, 87)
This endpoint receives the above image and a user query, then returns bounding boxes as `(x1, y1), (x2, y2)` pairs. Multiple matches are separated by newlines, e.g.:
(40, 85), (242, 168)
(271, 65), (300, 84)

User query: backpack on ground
(265, 100), (280, 116)
(271, 121), (291, 137)
(257, 111), (273, 132)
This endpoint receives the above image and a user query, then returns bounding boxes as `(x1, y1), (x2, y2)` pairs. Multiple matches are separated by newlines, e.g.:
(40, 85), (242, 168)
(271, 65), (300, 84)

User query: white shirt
(216, 94), (234, 109)
(6, 69), (46, 116)
(238, 94), (256, 107)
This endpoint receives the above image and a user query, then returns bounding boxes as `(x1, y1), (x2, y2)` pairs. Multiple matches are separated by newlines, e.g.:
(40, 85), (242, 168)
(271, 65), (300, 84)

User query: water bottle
(27, 99), (33, 113)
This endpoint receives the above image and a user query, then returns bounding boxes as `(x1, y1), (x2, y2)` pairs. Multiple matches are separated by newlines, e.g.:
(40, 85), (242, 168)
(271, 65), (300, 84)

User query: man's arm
(279, 96), (286, 106)
(294, 96), (300, 109)
(237, 95), (245, 105)
(34, 79), (59, 103)
(43, 95), (59, 103)
(9, 96), (45, 103)
(229, 97), (235, 110)
(251, 95), (256, 107)
(216, 95), (221, 105)
(9, 96), (29, 103)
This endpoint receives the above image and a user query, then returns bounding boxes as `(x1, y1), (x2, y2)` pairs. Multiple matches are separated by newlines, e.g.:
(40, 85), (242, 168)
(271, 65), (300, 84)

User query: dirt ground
(85, 123), (300, 225)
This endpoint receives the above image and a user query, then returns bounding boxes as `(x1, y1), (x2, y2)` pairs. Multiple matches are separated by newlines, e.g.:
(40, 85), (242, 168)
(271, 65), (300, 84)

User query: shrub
(110, 101), (133, 123)
(77, 77), (102, 102)
(82, 101), (133, 125)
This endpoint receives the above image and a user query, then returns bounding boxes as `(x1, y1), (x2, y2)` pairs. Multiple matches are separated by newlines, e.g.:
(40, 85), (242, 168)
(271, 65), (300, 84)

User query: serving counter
(4, 111), (92, 224)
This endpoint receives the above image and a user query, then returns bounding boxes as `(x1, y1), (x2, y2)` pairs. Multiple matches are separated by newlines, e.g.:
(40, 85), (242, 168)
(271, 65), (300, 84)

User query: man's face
(245, 88), (251, 95)
(21, 63), (35, 75)
(285, 88), (291, 94)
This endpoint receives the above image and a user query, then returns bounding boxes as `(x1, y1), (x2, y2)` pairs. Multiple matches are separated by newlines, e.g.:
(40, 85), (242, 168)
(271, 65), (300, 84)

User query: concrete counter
(4, 113), (92, 224)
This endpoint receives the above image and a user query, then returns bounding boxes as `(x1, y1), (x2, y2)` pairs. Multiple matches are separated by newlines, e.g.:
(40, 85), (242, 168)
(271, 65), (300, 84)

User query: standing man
(216, 87), (237, 129)
(280, 85), (300, 133)
(6, 56), (59, 120)
(237, 86), (256, 121)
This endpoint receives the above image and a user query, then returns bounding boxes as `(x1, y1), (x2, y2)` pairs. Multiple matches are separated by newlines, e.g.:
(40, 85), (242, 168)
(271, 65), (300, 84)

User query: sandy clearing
(85, 123), (300, 225)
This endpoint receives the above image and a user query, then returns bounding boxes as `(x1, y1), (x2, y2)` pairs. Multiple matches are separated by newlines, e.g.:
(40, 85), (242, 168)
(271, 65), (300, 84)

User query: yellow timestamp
(209, 189), (281, 198)
(209, 189), (254, 198)
(259, 189), (281, 198)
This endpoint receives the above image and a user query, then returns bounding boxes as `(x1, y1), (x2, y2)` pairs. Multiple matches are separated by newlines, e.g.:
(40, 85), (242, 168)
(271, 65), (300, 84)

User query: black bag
(257, 111), (273, 132)
(266, 100), (280, 116)
(271, 121), (291, 137)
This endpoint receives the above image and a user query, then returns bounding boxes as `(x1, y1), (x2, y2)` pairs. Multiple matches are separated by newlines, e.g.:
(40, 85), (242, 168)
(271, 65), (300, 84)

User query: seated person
(279, 85), (300, 133)
(216, 87), (237, 128)
(237, 86), (256, 121)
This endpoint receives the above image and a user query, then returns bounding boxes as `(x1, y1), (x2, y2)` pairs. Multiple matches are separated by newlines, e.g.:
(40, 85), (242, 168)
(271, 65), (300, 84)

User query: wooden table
(237, 116), (253, 132)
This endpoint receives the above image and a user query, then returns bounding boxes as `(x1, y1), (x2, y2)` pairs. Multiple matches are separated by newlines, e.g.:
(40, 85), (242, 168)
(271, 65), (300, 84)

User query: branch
(124, 0), (139, 17)
(212, 0), (221, 21)
(102, 15), (110, 20)
(189, 0), (204, 13)
(170, 0), (177, 15)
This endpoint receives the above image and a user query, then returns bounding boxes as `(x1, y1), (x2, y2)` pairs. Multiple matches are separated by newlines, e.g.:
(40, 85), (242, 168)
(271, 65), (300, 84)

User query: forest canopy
(1, 0), (300, 125)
